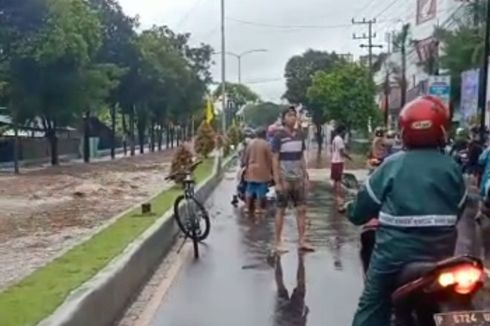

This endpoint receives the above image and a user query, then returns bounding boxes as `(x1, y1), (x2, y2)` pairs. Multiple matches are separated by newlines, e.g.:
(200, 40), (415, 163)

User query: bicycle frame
(182, 174), (200, 232)
(183, 174), (195, 198)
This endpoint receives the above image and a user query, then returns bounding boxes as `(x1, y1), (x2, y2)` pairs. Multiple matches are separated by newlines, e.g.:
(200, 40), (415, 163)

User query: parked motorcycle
(231, 167), (276, 208)
(343, 173), (487, 325)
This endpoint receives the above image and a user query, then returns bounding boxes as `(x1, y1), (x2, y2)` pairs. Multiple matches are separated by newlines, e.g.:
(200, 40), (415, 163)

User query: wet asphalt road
(150, 167), (364, 326)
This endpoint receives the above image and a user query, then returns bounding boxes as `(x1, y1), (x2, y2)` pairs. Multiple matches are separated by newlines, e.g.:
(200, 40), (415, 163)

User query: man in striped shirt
(272, 106), (312, 253)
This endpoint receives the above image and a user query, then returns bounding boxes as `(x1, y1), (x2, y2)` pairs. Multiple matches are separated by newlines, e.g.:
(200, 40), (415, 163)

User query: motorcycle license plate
(434, 311), (490, 326)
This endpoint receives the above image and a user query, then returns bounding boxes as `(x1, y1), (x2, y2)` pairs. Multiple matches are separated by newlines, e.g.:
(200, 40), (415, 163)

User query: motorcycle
(231, 167), (276, 208)
(343, 172), (487, 325)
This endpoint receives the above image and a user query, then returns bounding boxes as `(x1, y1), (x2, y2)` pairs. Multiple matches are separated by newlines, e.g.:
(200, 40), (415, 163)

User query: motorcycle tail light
(437, 265), (483, 295)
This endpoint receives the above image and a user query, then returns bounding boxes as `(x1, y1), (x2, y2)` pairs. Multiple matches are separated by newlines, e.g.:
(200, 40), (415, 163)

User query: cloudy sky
(118, 0), (413, 102)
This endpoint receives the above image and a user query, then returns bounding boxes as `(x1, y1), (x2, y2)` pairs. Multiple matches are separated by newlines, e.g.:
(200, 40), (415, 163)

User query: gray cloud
(118, 0), (394, 102)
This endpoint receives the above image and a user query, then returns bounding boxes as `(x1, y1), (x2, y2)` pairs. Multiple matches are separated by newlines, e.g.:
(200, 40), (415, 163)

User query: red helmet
(399, 95), (450, 148)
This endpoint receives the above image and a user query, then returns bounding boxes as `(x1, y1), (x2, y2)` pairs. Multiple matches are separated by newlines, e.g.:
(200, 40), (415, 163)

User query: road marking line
(134, 243), (191, 326)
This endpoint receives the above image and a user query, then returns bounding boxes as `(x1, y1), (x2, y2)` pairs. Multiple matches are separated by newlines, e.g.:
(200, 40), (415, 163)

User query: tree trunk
(138, 123), (144, 154)
(314, 122), (323, 157)
(13, 122), (19, 174)
(170, 126), (174, 148)
(130, 107), (135, 156)
(110, 105), (116, 159)
(166, 123), (170, 148)
(150, 119), (155, 152)
(158, 122), (163, 151)
(122, 112), (128, 156)
(176, 126), (180, 147)
(47, 127), (59, 166)
(191, 117), (195, 139)
(83, 111), (90, 163)
(185, 122), (190, 141)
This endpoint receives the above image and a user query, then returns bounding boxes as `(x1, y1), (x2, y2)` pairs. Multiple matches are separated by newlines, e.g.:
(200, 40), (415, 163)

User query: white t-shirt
(331, 135), (345, 164)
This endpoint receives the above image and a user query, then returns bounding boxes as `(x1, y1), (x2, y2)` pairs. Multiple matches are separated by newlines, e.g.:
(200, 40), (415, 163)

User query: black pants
(360, 229), (376, 275)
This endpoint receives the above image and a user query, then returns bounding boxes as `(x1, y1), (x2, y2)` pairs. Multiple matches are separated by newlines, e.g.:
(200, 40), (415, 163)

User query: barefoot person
(272, 106), (312, 252)
(331, 125), (351, 212)
(243, 127), (273, 218)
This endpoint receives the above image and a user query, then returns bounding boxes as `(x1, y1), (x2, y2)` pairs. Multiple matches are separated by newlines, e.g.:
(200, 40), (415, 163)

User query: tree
(7, 0), (104, 166)
(0, 0), (49, 64)
(134, 27), (192, 153)
(434, 4), (485, 107)
(87, 0), (138, 159)
(0, 0), (213, 168)
(283, 50), (343, 104)
(392, 23), (410, 109)
(213, 82), (259, 128)
(213, 82), (259, 108)
(242, 102), (284, 127)
(307, 63), (381, 132)
(283, 49), (344, 152)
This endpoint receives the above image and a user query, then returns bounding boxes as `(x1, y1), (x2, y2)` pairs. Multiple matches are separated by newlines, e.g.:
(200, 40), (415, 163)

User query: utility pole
(220, 0), (227, 134)
(352, 18), (383, 73)
(384, 72), (390, 127)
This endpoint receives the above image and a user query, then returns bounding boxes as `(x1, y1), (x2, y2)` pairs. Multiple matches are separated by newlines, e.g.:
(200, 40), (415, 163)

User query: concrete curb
(38, 154), (237, 326)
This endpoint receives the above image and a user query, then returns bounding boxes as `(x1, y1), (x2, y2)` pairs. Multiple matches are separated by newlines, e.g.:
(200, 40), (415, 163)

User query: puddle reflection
(273, 252), (309, 326)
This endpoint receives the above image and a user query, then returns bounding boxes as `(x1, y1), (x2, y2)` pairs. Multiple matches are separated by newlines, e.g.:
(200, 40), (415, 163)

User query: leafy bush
(170, 144), (194, 184)
(227, 125), (241, 148)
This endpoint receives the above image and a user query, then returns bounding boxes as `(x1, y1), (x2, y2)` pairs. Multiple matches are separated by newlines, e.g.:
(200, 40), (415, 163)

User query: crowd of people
(239, 95), (490, 325)
(239, 105), (312, 252)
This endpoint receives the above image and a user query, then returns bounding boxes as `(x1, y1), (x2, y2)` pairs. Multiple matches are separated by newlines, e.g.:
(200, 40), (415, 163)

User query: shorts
(277, 180), (306, 208)
(330, 162), (344, 182)
(246, 182), (268, 199)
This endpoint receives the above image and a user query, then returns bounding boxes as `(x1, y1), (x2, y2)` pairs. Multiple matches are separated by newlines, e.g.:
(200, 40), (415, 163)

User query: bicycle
(165, 160), (211, 259)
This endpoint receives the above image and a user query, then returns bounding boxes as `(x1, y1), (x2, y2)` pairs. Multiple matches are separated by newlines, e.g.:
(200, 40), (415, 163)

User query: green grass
(0, 159), (215, 326)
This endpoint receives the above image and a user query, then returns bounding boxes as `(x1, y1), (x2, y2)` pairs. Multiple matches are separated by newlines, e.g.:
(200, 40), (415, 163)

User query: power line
(226, 17), (354, 29)
(175, 0), (207, 29)
(244, 77), (284, 84)
(352, 0), (380, 18)
(373, 0), (404, 18)
(226, 16), (401, 30)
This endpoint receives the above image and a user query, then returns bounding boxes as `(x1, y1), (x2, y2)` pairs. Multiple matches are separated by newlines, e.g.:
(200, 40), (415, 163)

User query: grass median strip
(0, 159), (214, 326)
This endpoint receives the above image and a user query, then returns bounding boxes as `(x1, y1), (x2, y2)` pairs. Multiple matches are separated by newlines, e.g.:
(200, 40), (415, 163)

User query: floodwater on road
(150, 168), (364, 326)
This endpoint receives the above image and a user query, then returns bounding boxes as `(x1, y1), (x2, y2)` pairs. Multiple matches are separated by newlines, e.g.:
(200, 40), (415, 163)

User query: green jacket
(348, 149), (467, 273)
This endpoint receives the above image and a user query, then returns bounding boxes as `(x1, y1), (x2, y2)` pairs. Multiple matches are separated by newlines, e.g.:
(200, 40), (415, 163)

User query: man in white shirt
(330, 125), (351, 212)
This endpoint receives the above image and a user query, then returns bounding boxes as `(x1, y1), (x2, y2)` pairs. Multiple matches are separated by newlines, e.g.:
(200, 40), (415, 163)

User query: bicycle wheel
(173, 195), (211, 241)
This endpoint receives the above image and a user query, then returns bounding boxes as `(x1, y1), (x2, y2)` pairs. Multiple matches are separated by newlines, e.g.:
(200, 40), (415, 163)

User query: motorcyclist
(466, 126), (485, 180)
(347, 96), (467, 326)
(449, 128), (469, 155)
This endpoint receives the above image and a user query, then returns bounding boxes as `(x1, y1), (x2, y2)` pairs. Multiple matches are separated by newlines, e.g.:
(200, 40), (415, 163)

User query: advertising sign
(461, 69), (480, 126)
(428, 75), (450, 106)
(417, 0), (437, 25)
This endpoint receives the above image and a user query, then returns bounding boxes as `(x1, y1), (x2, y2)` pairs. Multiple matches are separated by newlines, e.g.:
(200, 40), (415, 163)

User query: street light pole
(220, 0), (226, 134)
(214, 49), (267, 84)
(238, 56), (242, 84)
(479, 0), (490, 139)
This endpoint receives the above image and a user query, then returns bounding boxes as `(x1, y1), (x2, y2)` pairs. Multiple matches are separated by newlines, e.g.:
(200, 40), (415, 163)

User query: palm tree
(393, 24), (411, 108)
